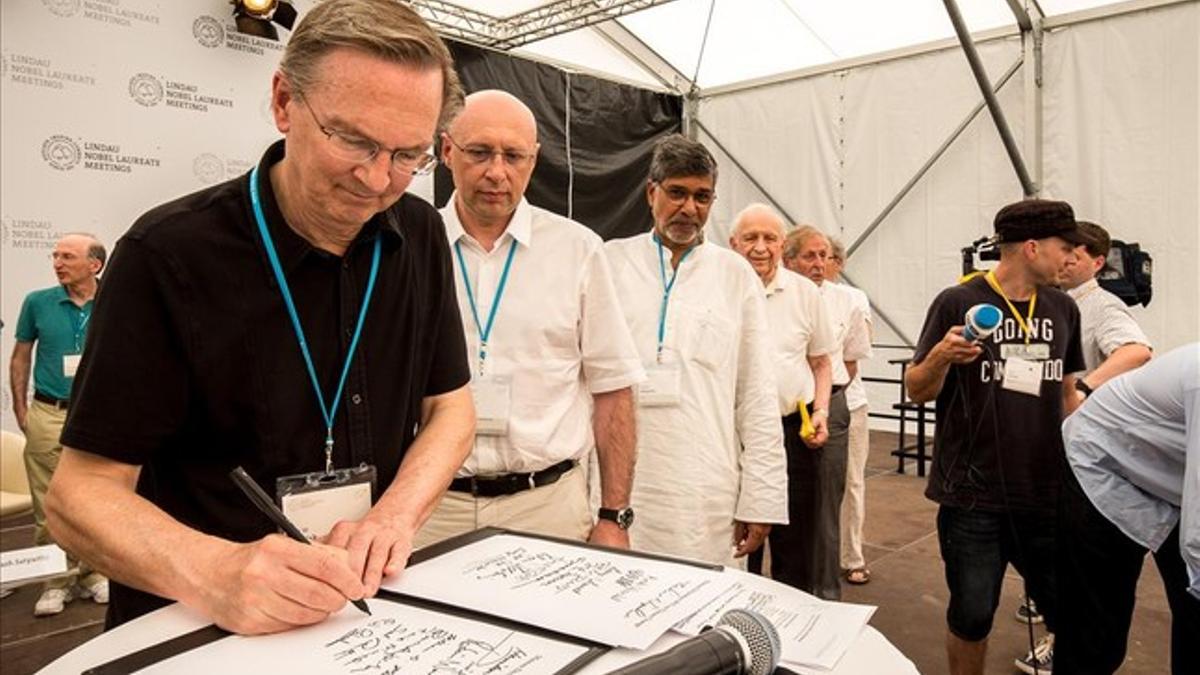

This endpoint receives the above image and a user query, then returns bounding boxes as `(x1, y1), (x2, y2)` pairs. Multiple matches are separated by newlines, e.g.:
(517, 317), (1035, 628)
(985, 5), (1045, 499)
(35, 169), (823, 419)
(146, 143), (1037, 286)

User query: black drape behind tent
(435, 40), (683, 240)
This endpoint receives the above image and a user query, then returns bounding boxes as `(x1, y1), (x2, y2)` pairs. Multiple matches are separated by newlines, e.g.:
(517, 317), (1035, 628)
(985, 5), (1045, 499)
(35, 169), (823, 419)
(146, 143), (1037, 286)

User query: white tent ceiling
(429, 1), (1139, 91)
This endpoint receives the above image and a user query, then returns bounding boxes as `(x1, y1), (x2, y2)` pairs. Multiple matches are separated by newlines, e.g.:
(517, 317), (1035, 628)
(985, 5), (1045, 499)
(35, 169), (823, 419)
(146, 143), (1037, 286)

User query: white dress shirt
(1068, 278), (1152, 376)
(818, 282), (872, 387)
(605, 233), (787, 567)
(837, 282), (873, 410)
(763, 267), (837, 415)
(442, 197), (644, 476)
(1063, 342), (1199, 598)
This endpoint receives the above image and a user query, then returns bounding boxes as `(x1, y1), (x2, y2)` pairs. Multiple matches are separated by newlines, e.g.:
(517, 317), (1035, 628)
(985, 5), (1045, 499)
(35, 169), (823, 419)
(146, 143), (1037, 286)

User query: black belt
(33, 391), (69, 410)
(449, 459), (576, 498)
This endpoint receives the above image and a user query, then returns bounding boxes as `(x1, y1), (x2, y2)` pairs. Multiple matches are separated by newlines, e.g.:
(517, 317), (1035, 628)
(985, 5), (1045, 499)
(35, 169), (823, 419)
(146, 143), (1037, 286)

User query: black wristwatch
(1076, 379), (1094, 398)
(598, 507), (635, 530)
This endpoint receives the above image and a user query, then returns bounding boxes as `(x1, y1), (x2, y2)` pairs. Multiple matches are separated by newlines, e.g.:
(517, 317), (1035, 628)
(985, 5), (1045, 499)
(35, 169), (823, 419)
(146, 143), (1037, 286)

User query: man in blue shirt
(9, 233), (108, 616)
(1057, 342), (1199, 674)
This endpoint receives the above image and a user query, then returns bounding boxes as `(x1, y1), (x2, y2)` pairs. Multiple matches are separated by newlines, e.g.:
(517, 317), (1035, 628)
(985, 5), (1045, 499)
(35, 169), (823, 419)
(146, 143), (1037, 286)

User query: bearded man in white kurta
(605, 134), (787, 568)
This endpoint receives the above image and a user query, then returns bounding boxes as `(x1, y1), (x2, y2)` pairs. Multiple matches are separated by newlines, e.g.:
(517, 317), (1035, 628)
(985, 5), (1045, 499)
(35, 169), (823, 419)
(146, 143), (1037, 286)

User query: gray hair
(648, 134), (718, 184)
(782, 225), (827, 261)
(279, 0), (463, 133)
(828, 237), (847, 262)
(731, 203), (785, 237)
(64, 232), (107, 272)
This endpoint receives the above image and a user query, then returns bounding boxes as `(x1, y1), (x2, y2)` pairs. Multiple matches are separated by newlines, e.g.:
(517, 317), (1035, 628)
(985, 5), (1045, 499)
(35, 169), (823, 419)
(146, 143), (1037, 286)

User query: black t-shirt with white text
(913, 275), (1084, 513)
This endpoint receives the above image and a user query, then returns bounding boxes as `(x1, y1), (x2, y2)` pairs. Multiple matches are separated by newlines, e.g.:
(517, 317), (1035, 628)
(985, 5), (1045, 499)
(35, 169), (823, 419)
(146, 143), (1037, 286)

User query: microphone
(962, 303), (1003, 342)
(609, 609), (781, 675)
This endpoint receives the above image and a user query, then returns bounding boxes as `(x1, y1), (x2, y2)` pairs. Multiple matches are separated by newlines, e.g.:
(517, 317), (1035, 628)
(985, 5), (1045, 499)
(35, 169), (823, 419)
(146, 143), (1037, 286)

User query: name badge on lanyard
(277, 465), (377, 540)
(1002, 356), (1043, 396)
(1001, 343), (1050, 361)
(455, 237), (518, 436)
(248, 165), (382, 524)
(639, 351), (682, 408)
(471, 373), (512, 435)
(640, 236), (692, 408)
(63, 354), (82, 378)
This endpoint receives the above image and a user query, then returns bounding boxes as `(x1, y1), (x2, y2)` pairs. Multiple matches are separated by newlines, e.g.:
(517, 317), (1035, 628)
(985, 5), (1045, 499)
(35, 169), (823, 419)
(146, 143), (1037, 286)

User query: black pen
(229, 466), (371, 616)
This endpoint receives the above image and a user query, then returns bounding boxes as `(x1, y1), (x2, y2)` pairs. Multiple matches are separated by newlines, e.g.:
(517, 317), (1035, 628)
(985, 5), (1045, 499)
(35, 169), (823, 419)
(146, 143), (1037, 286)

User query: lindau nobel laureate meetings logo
(193, 15), (224, 48)
(42, 135), (81, 171)
(193, 153), (224, 184)
(43, 0), (82, 18)
(128, 73), (163, 106)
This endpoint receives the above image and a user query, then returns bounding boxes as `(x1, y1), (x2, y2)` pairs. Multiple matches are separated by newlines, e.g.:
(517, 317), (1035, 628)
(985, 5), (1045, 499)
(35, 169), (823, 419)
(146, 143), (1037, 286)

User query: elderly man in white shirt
(729, 204), (837, 591)
(782, 225), (872, 600)
(1057, 220), (1152, 398)
(606, 135), (787, 568)
(416, 90), (644, 550)
(828, 237), (874, 586)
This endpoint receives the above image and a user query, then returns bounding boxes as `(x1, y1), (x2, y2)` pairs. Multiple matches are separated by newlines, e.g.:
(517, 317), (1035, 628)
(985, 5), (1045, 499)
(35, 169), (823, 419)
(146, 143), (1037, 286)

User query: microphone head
(964, 302), (1003, 341)
(715, 609), (781, 675)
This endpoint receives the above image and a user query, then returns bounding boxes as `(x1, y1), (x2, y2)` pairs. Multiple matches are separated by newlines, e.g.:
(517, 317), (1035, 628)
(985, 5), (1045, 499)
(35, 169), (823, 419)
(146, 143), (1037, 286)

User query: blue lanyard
(65, 304), (90, 352)
(454, 238), (517, 373)
(655, 235), (694, 363)
(249, 165), (382, 474)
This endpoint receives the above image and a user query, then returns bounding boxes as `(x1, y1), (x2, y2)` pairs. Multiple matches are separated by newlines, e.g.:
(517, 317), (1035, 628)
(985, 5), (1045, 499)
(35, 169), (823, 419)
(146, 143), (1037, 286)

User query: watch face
(617, 508), (634, 529)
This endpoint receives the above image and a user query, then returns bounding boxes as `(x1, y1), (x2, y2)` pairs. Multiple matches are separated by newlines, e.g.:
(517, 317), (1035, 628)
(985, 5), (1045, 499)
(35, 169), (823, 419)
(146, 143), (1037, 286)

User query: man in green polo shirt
(9, 233), (109, 616)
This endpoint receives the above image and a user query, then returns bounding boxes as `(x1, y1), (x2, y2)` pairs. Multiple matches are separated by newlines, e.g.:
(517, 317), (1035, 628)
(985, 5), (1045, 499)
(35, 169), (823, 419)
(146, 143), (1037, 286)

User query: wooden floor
(0, 431), (1173, 674)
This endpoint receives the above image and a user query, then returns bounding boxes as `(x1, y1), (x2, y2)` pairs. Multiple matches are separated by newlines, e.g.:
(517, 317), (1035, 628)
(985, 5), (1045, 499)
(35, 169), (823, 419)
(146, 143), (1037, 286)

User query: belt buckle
(469, 476), (480, 497)
(527, 472), (537, 491)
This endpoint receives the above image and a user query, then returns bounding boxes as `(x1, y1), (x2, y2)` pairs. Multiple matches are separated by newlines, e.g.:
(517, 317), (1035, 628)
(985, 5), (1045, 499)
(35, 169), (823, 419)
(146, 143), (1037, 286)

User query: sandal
(846, 567), (871, 585)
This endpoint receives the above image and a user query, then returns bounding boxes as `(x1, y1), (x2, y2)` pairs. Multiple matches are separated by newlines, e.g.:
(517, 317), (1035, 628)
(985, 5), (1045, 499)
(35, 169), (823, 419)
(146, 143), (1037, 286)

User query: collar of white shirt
(1067, 277), (1100, 300)
(442, 192), (534, 251)
(764, 265), (791, 296)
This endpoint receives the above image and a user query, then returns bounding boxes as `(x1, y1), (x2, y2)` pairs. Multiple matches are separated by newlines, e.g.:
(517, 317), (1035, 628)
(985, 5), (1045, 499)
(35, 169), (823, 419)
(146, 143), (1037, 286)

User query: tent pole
(1022, 4), (1046, 196)
(846, 56), (1024, 258)
(942, 0), (1036, 196)
(694, 120), (918, 347)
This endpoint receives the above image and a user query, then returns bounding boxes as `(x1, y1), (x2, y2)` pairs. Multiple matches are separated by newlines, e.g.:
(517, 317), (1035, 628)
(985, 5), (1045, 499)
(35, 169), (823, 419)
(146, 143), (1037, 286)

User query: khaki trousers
(414, 464), (592, 550)
(839, 404), (871, 570)
(24, 400), (105, 590)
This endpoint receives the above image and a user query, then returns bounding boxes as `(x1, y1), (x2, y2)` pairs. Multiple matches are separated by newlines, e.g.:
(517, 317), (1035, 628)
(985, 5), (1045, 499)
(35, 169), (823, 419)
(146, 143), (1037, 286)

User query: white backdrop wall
(699, 2), (1199, 426)
(0, 1), (442, 430)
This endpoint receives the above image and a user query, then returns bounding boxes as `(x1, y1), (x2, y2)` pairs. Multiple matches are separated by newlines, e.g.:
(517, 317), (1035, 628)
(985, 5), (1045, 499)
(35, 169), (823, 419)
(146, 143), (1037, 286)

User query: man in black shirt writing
(906, 199), (1086, 675)
(43, 0), (475, 635)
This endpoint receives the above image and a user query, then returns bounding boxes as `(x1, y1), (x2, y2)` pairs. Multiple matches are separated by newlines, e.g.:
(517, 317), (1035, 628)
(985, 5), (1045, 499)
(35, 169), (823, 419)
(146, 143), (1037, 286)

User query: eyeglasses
(444, 135), (537, 167)
(654, 181), (716, 207)
(298, 96), (437, 176)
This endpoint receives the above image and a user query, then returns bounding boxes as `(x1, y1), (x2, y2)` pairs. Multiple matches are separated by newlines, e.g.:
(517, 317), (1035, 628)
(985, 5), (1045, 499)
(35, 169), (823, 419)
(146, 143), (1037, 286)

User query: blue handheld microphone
(962, 303), (1003, 342)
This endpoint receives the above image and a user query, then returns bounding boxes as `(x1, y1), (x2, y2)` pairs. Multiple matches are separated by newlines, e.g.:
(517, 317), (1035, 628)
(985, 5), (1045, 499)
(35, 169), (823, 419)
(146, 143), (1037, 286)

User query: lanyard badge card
(455, 239), (516, 436)
(276, 464), (377, 541)
(249, 165), (382, 539)
(984, 271), (1044, 397)
(638, 237), (692, 409)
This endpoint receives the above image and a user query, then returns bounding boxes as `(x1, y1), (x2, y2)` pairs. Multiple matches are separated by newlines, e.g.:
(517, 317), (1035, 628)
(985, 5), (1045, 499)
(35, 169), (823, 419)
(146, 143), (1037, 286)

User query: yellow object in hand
(798, 401), (815, 440)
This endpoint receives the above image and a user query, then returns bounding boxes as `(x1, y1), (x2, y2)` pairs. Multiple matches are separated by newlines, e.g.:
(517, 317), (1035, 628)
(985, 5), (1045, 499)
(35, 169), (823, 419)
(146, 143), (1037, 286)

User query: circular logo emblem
(193, 153), (225, 184)
(128, 73), (164, 107)
(193, 16), (224, 48)
(43, 0), (81, 18)
(0, 217), (10, 248)
(0, 54), (8, 80)
(42, 135), (81, 171)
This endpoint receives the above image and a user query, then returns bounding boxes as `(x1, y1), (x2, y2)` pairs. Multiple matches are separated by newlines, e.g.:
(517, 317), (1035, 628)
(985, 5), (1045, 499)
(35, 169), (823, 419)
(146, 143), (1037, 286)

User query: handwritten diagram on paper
(384, 534), (732, 649)
(674, 570), (875, 671)
(141, 600), (591, 675)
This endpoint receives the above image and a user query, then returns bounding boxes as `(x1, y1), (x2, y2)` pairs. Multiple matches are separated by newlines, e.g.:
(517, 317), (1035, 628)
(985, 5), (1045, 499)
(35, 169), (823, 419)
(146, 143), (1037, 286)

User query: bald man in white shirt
(416, 90), (644, 549)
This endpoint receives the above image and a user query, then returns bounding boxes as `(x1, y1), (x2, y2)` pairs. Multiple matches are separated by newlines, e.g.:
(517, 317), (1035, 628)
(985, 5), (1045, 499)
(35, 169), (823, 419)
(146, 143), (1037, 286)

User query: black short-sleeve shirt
(61, 140), (470, 626)
(913, 274), (1084, 514)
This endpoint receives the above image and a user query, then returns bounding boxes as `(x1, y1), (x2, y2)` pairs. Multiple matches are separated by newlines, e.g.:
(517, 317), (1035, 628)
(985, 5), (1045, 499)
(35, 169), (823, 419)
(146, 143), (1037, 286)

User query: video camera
(959, 236), (1152, 307)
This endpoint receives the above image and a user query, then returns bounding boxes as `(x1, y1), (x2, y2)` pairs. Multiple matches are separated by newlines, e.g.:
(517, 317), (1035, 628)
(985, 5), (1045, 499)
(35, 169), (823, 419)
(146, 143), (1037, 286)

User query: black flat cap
(994, 199), (1087, 244)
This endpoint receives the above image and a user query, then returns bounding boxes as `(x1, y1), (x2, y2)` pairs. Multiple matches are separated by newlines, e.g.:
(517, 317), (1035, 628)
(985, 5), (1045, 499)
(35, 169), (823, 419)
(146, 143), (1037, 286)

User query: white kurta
(605, 233), (787, 567)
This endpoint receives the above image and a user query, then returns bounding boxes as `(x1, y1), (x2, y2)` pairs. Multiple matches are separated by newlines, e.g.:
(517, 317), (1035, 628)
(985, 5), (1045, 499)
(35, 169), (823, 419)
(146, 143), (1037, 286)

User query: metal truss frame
(407, 0), (681, 51)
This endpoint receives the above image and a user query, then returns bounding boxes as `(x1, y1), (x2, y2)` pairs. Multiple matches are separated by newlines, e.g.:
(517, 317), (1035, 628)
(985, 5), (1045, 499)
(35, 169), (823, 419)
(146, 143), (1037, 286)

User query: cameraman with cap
(906, 199), (1086, 675)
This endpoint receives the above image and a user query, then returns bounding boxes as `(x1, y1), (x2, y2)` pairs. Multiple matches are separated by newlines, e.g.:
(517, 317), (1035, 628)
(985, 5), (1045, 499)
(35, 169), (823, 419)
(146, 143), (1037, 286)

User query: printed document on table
(383, 533), (733, 649)
(141, 599), (591, 675)
(673, 569), (876, 671)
